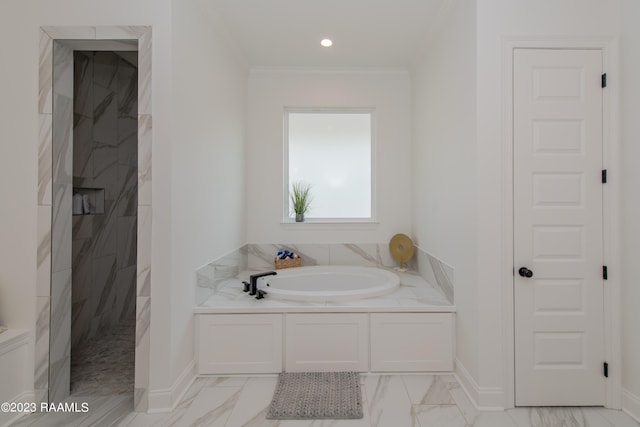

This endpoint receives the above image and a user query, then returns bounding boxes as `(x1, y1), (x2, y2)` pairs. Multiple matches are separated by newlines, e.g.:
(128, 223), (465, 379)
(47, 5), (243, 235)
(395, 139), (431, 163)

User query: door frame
(501, 37), (621, 409)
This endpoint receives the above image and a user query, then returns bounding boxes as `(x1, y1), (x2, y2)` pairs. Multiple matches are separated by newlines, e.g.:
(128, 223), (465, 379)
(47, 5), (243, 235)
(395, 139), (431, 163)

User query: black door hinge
(602, 73), (607, 88)
(603, 265), (608, 280)
(604, 362), (609, 378)
(602, 169), (607, 184)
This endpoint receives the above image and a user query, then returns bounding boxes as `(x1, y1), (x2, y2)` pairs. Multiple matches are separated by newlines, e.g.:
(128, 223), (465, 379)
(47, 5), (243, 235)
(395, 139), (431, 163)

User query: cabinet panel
(285, 314), (368, 372)
(370, 313), (453, 372)
(197, 314), (282, 374)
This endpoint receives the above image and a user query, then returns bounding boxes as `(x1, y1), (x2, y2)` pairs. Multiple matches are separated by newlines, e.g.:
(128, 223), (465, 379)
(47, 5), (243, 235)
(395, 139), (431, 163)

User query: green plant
(290, 181), (312, 215)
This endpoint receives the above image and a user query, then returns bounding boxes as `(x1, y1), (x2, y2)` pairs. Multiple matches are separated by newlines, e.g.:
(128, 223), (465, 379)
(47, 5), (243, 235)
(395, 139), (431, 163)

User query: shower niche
(72, 187), (105, 216)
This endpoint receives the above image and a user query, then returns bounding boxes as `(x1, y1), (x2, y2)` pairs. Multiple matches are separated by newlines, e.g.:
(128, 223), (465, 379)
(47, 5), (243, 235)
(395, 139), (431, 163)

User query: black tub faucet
(249, 271), (277, 296)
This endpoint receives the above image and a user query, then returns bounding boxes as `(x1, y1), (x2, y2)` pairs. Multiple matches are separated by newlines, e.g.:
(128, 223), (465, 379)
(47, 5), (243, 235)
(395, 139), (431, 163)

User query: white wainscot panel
(197, 314), (282, 374)
(285, 313), (368, 372)
(370, 313), (453, 372)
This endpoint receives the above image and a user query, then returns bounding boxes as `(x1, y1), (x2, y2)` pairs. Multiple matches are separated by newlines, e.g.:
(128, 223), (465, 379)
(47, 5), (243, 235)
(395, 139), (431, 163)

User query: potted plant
(290, 181), (312, 222)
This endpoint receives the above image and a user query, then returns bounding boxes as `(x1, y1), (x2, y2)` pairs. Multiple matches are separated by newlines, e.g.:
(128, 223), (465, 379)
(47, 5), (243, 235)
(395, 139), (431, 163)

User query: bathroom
(0, 0), (640, 425)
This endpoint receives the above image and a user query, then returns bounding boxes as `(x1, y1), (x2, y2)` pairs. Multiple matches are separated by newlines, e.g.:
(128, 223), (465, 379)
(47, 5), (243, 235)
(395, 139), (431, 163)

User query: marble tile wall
(71, 50), (138, 354)
(196, 247), (248, 305)
(49, 40), (74, 403)
(249, 244), (452, 301)
(416, 246), (454, 304)
(247, 243), (402, 271)
(38, 26), (152, 412)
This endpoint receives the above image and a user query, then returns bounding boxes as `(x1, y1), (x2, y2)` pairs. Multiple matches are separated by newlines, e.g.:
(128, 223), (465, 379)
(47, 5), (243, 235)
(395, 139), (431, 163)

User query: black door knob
(518, 267), (533, 278)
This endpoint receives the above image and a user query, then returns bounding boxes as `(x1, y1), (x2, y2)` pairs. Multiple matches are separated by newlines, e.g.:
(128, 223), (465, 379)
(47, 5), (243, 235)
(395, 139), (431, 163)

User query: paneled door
(513, 48), (605, 406)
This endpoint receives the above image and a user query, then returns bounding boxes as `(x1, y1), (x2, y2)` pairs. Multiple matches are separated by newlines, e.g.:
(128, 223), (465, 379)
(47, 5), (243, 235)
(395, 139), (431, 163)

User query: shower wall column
(49, 41), (74, 403)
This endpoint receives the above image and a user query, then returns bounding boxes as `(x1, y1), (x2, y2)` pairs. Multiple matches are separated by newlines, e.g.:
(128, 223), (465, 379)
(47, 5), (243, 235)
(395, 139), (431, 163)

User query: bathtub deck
(195, 269), (455, 314)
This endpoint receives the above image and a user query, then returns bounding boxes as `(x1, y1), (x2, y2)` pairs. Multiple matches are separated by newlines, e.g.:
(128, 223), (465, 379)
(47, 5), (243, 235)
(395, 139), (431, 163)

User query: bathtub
(256, 265), (400, 302)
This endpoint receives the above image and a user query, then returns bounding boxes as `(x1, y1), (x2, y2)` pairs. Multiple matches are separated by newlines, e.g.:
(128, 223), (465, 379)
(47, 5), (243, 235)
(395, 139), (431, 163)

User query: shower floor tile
(70, 322), (135, 396)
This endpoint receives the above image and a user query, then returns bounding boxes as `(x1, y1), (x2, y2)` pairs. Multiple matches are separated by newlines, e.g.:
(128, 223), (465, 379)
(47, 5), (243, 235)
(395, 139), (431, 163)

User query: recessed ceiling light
(320, 38), (333, 48)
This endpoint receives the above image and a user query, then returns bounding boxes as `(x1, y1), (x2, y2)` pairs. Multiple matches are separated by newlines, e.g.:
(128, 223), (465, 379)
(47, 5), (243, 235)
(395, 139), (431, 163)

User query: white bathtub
(256, 265), (400, 302)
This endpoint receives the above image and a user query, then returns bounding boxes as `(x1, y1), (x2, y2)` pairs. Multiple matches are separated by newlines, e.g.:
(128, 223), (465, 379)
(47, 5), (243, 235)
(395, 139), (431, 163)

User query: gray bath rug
(266, 371), (363, 420)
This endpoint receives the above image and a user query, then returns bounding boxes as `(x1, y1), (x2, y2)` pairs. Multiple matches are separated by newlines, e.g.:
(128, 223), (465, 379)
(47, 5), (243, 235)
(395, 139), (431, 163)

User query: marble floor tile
(223, 377), (279, 427)
(75, 395), (132, 426)
(507, 407), (619, 427)
(412, 404), (467, 427)
(203, 376), (249, 389)
(364, 375), (414, 427)
(170, 385), (242, 427)
(402, 375), (455, 405)
(123, 409), (187, 427)
(10, 374), (640, 427)
(278, 412), (372, 427)
(471, 411), (519, 427)
(594, 408), (640, 427)
(441, 374), (479, 424)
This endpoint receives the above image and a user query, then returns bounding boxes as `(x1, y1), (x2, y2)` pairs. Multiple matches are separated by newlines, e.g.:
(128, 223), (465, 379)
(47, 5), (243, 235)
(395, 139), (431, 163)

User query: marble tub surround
(196, 246), (248, 305)
(196, 268), (452, 313)
(197, 242), (430, 306)
(247, 243), (404, 270)
(416, 246), (454, 304)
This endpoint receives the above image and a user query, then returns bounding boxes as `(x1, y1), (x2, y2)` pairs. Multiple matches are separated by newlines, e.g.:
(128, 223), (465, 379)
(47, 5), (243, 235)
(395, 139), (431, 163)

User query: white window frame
(283, 107), (377, 223)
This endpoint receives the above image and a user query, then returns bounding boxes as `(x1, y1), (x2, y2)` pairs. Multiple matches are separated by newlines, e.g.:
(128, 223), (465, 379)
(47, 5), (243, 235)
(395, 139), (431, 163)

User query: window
(284, 108), (374, 221)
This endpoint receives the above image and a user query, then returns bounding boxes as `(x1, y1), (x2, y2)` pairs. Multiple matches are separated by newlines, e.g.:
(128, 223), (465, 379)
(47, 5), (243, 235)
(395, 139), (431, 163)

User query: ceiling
(202, 0), (450, 68)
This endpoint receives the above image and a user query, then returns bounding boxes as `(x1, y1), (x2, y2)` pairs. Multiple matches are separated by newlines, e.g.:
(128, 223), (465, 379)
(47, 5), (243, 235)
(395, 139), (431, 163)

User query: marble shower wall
(71, 51), (138, 353)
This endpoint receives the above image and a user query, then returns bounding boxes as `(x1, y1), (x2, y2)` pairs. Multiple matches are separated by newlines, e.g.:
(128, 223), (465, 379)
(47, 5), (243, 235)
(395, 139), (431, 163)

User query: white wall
(0, 4), (38, 332)
(621, 0), (640, 416)
(410, 0), (478, 386)
(246, 70), (412, 244)
(170, 0), (247, 389)
(476, 0), (621, 404)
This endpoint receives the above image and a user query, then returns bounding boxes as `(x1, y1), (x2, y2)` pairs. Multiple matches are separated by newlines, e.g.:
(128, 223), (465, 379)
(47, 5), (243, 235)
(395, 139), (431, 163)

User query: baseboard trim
(623, 388), (640, 423)
(454, 358), (505, 410)
(148, 360), (196, 413)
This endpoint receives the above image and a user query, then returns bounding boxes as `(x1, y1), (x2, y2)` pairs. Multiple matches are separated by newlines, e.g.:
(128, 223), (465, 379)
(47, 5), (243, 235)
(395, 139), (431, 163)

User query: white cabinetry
(196, 312), (454, 375)
(285, 314), (368, 372)
(197, 314), (282, 374)
(370, 313), (453, 372)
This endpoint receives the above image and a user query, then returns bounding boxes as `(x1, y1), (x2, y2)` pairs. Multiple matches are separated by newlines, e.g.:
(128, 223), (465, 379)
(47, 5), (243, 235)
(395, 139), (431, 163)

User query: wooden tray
(274, 257), (302, 269)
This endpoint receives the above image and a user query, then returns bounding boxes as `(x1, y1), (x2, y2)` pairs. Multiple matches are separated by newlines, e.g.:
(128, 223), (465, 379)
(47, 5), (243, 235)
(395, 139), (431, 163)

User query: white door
(514, 48), (605, 406)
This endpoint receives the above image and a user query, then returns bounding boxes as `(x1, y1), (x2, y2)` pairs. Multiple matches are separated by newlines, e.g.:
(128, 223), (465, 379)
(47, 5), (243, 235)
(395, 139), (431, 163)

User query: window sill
(280, 219), (379, 229)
